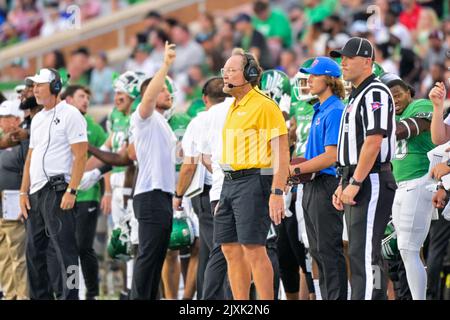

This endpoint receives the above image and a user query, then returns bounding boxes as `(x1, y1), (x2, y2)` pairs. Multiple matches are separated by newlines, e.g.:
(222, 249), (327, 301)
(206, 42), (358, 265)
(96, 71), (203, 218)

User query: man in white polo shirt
(19, 68), (88, 300)
(129, 42), (177, 300)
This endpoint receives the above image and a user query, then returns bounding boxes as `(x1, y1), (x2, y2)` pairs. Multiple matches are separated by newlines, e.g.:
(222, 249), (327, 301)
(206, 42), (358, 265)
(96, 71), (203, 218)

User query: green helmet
(292, 58), (317, 103)
(169, 215), (195, 250)
(372, 62), (385, 78)
(113, 71), (145, 99)
(381, 220), (399, 260)
(260, 69), (291, 105)
(169, 112), (192, 170)
(186, 98), (206, 118)
(107, 227), (132, 262)
(169, 112), (192, 132)
(165, 76), (177, 97)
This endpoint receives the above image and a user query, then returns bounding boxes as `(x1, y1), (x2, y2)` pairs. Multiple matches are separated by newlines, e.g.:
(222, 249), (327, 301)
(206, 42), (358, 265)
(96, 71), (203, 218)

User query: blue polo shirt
(304, 95), (344, 176)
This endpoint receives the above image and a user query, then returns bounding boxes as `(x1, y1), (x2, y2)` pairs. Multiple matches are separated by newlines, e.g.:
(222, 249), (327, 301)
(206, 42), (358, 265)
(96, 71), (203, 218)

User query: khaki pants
(0, 219), (28, 299)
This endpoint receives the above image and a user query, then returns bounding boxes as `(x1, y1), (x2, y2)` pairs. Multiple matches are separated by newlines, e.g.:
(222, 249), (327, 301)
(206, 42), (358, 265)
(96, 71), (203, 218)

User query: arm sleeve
(181, 118), (199, 157)
(66, 110), (88, 144)
(93, 122), (108, 147)
(364, 88), (392, 137)
(197, 111), (212, 155)
(261, 102), (289, 142)
(324, 108), (344, 147)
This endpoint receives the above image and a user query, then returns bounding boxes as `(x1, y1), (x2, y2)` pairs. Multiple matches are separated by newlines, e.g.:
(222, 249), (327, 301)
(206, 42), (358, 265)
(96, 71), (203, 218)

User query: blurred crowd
(2, 0), (449, 111)
(0, 0), (145, 48)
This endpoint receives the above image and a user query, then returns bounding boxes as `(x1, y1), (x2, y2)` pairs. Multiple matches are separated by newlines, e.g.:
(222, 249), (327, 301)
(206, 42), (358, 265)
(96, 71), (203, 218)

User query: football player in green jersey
(380, 73), (435, 300)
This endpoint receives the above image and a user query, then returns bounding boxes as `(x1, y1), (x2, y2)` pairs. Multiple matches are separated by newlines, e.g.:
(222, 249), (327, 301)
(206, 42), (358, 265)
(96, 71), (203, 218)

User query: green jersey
(77, 115), (108, 203)
(252, 8), (292, 48)
(392, 99), (435, 182)
(107, 108), (132, 174)
(290, 100), (315, 156)
(168, 112), (192, 172)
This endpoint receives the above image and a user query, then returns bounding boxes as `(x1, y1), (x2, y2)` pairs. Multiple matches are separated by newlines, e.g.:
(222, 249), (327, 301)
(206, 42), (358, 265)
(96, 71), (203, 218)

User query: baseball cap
(379, 72), (415, 97)
(233, 13), (251, 24)
(299, 57), (341, 77)
(25, 68), (57, 86)
(330, 37), (375, 59)
(0, 100), (24, 118)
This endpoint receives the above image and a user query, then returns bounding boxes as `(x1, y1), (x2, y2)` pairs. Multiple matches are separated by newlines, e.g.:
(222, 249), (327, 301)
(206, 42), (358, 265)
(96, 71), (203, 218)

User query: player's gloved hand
(279, 94), (291, 114)
(78, 168), (102, 190)
(174, 208), (187, 219)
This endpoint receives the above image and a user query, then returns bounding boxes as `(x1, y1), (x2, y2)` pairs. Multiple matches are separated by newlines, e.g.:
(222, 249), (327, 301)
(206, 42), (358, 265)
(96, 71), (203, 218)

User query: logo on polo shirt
(371, 102), (383, 111)
(54, 117), (60, 125)
(346, 104), (354, 113)
(315, 117), (321, 125)
(236, 111), (247, 117)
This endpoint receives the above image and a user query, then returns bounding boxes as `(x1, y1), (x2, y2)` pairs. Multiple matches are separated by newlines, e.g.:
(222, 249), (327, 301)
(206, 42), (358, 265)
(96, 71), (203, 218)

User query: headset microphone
(227, 82), (249, 89)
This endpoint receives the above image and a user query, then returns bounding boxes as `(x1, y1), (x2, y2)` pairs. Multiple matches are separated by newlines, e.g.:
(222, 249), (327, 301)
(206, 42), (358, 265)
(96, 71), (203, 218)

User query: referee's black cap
(330, 37), (375, 59)
(379, 72), (416, 98)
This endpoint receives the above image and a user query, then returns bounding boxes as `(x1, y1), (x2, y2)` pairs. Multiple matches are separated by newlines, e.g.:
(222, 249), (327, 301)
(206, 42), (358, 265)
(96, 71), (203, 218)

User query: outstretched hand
(164, 41), (176, 67)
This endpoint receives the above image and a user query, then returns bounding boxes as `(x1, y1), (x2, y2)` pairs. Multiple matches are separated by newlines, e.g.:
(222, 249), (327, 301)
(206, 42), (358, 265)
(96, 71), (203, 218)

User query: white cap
(25, 68), (57, 85)
(0, 100), (24, 118)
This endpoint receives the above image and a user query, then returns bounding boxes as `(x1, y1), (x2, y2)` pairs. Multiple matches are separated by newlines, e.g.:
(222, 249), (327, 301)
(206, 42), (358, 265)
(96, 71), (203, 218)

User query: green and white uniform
(168, 112), (192, 173)
(290, 91), (315, 247)
(391, 99), (435, 255)
(106, 107), (134, 228)
(290, 99), (315, 157)
(77, 115), (108, 203)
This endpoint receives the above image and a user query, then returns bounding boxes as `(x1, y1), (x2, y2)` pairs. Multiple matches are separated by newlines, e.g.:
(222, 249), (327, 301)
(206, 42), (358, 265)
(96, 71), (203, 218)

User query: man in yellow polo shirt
(215, 48), (289, 300)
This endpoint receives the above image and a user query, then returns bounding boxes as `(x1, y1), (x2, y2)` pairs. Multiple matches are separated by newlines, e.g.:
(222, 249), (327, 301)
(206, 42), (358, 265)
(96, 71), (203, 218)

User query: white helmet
(113, 71), (146, 99)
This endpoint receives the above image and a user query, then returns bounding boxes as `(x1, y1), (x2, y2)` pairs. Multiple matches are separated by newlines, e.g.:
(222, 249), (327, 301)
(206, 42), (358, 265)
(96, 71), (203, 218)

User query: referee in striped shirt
(330, 37), (397, 300)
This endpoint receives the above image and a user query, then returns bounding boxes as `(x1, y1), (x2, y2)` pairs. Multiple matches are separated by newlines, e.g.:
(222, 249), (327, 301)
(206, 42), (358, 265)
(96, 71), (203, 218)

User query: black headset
(243, 53), (260, 82)
(48, 68), (63, 95)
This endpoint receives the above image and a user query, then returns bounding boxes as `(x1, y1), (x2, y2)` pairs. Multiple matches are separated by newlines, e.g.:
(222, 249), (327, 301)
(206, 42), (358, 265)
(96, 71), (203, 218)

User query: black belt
(337, 162), (392, 177)
(223, 168), (271, 181)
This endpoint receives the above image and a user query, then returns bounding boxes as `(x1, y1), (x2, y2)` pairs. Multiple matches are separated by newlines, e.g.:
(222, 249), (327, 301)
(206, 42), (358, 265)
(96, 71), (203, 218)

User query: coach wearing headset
(216, 48), (289, 300)
(19, 68), (88, 299)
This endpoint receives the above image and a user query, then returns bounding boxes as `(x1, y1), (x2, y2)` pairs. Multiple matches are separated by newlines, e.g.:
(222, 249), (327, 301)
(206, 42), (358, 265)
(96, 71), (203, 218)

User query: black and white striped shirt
(337, 74), (396, 166)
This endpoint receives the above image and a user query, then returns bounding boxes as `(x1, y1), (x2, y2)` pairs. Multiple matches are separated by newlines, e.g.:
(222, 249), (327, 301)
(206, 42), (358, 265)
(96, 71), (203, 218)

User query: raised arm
(139, 42), (176, 119)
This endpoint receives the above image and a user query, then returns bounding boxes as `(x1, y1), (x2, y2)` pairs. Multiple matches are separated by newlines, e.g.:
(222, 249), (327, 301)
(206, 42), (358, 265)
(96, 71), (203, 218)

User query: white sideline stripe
(365, 173), (379, 300)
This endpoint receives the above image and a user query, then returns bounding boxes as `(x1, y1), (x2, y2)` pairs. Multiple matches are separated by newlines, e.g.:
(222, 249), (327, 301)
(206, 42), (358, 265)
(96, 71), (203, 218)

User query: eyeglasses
(220, 68), (243, 76)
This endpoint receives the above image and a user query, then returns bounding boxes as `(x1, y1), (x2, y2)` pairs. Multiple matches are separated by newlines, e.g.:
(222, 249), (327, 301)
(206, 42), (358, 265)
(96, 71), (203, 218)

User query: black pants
(75, 201), (99, 299)
(130, 190), (172, 300)
(426, 210), (450, 300)
(277, 194), (315, 294)
(342, 170), (397, 300)
(26, 184), (79, 300)
(302, 175), (347, 300)
(191, 184), (213, 300)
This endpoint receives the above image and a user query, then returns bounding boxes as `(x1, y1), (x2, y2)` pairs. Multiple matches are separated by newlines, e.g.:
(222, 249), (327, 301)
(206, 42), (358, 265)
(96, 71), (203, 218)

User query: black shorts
(213, 174), (272, 245)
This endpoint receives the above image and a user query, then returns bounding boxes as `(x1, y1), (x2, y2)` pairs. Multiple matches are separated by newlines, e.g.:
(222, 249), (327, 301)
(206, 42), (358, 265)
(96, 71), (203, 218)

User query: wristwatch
(446, 159), (450, 167)
(349, 177), (363, 187)
(174, 191), (183, 199)
(293, 167), (301, 175)
(271, 188), (284, 196)
(66, 188), (77, 196)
